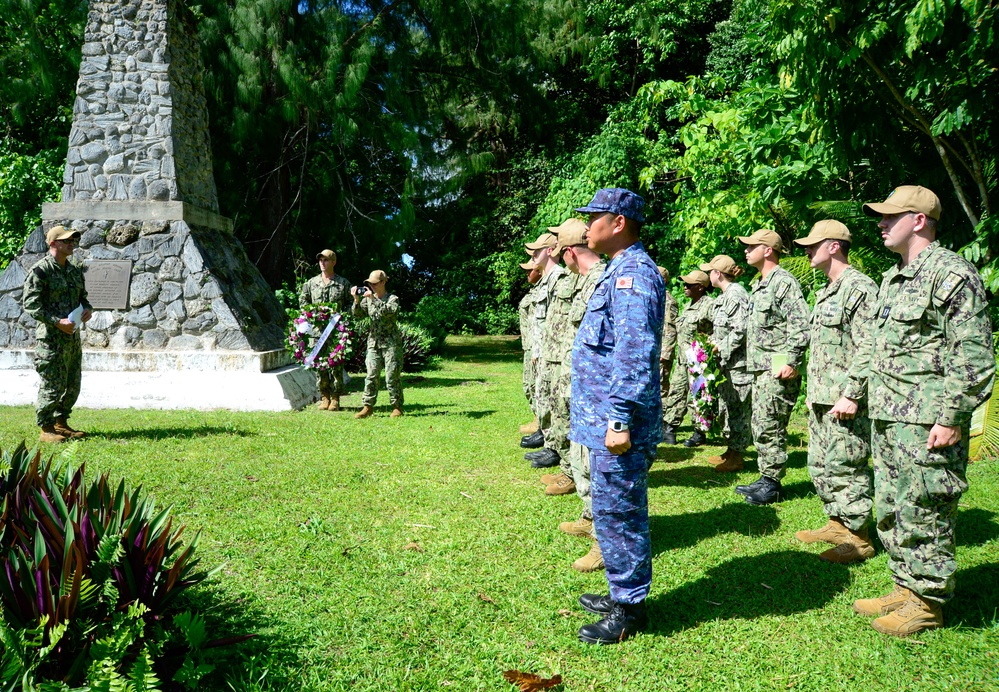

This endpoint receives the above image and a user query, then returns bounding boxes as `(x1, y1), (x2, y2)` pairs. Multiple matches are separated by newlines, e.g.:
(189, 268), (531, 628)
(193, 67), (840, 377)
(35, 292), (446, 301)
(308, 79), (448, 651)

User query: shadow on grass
(780, 479), (817, 502)
(786, 449), (808, 469)
(957, 508), (999, 547)
(653, 446), (696, 464)
(950, 562), (999, 628)
(649, 463), (740, 490)
(398, 403), (497, 419)
(91, 426), (256, 441)
(445, 337), (523, 364)
(648, 550), (850, 637)
(650, 502), (780, 555)
(402, 376), (490, 389)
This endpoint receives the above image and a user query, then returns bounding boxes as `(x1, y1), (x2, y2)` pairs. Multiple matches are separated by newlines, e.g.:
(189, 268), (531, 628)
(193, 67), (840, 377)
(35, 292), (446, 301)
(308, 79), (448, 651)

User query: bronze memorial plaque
(83, 260), (133, 310)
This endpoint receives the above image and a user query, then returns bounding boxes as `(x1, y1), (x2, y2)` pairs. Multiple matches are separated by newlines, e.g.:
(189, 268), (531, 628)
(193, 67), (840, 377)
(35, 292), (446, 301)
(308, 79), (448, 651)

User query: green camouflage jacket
(806, 266), (878, 406)
(566, 262), (607, 354)
(299, 273), (352, 311)
(661, 292), (679, 361)
(530, 264), (567, 360)
(711, 282), (751, 380)
(22, 254), (92, 341)
(353, 293), (401, 348)
(746, 266), (809, 373)
(542, 270), (581, 363)
(518, 283), (541, 354)
(865, 242), (995, 426)
(676, 295), (714, 358)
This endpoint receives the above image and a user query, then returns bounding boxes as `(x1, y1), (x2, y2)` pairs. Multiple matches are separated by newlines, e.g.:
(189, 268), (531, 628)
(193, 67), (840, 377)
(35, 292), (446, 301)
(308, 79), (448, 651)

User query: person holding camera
(352, 270), (403, 418)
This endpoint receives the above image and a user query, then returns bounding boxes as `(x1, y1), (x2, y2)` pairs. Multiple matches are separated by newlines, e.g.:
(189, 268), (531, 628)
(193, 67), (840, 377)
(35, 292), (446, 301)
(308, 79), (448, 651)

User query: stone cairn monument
(0, 0), (315, 410)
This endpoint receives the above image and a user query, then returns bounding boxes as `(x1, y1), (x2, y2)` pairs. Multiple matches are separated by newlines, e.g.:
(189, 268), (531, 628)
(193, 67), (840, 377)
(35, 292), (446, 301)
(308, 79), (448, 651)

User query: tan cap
(679, 270), (710, 287)
(657, 266), (670, 282)
(863, 185), (941, 220)
(525, 232), (558, 251)
(552, 219), (588, 253)
(793, 220), (852, 247)
(737, 228), (783, 251)
(519, 261), (535, 270)
(364, 269), (388, 285)
(45, 225), (80, 244)
(316, 249), (337, 261)
(699, 255), (741, 275)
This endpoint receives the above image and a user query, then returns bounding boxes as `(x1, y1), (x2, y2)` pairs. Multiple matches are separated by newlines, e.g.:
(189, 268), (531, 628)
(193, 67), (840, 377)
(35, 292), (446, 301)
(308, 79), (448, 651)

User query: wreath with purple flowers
(287, 303), (355, 370)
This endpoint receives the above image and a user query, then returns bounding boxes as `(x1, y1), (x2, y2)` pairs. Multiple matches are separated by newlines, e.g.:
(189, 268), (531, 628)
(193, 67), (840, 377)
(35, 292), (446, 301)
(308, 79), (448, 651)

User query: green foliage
(0, 142), (62, 271)
(0, 443), (221, 689)
(345, 321), (437, 373)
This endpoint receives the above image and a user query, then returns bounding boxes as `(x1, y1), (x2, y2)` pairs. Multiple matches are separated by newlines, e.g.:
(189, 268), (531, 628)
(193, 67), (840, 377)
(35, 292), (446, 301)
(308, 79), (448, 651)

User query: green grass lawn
(2, 335), (997, 691)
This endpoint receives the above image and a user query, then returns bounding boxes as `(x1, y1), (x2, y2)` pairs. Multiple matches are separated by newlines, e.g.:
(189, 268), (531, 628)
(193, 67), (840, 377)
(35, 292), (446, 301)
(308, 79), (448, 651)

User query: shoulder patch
(615, 277), (633, 290)
(775, 280), (790, 301)
(845, 288), (866, 314)
(933, 271), (966, 305)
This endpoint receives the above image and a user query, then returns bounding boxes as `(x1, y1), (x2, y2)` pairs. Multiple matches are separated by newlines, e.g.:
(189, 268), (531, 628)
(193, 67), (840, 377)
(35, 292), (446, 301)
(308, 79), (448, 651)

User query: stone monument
(0, 0), (316, 411)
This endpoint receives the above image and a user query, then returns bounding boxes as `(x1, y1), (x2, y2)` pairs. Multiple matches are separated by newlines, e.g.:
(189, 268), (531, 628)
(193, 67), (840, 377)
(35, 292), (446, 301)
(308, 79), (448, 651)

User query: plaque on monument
(84, 260), (133, 310)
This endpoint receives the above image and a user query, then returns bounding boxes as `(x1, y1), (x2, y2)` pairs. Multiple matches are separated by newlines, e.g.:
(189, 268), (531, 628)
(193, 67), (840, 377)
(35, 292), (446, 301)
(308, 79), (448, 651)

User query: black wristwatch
(608, 420), (629, 433)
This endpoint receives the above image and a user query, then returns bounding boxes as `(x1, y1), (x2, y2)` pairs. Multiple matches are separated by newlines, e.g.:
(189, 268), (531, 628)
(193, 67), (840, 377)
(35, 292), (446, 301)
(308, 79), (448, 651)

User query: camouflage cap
(45, 225), (80, 244)
(737, 228), (783, 252)
(679, 270), (710, 287)
(316, 249), (337, 261)
(657, 266), (670, 282)
(551, 218), (589, 253)
(364, 269), (388, 285)
(574, 188), (646, 223)
(793, 219), (852, 247)
(525, 232), (558, 251)
(699, 255), (741, 275)
(862, 185), (941, 221)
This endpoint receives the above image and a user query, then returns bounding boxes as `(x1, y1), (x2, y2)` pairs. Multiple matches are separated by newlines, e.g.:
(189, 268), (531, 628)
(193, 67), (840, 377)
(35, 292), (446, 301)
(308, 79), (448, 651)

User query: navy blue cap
(575, 188), (645, 223)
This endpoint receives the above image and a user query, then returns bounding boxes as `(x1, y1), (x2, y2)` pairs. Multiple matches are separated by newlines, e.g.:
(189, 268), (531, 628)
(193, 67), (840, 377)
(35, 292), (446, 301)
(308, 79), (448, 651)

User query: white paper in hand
(67, 304), (84, 331)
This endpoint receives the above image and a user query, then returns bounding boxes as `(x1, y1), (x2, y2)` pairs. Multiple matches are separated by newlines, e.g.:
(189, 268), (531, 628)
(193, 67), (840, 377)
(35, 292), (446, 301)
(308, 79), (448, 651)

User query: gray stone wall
(66, 0), (218, 210)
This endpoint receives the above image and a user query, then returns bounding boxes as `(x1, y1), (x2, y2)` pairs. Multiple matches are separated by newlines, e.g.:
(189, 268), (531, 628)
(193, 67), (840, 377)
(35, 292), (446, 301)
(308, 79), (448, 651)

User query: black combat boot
(520, 430), (544, 449)
(743, 476), (781, 505)
(578, 600), (648, 645)
(662, 424), (677, 445)
(735, 475), (768, 496)
(529, 449), (561, 468)
(683, 429), (707, 448)
(578, 593), (614, 615)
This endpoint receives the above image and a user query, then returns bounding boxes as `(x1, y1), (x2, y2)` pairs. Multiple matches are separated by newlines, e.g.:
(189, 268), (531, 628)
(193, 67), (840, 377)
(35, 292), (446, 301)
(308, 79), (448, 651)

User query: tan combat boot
(39, 425), (68, 443)
(328, 396), (341, 411)
(390, 407), (403, 418)
(871, 592), (943, 636)
(540, 472), (564, 485)
(317, 395), (330, 410)
(572, 542), (604, 572)
(54, 417), (86, 439)
(520, 418), (540, 434)
(794, 517), (851, 545)
(354, 405), (374, 419)
(559, 516), (594, 537)
(853, 585), (911, 617)
(713, 451), (744, 473)
(819, 526), (875, 563)
(545, 474), (576, 496)
(707, 449), (729, 465)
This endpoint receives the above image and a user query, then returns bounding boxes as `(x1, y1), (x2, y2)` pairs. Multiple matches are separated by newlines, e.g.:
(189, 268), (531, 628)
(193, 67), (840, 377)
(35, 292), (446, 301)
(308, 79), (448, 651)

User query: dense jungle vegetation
(1, 0), (996, 334)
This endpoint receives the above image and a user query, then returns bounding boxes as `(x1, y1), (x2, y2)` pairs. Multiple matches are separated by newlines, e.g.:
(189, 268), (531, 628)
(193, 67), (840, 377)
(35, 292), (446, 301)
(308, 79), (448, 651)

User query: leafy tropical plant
(346, 321), (437, 373)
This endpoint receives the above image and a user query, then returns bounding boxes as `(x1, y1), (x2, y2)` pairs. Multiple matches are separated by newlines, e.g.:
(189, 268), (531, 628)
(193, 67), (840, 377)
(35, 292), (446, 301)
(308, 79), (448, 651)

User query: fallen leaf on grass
(557, 609), (571, 617)
(705, 599), (721, 606)
(342, 544), (361, 556)
(760, 583), (773, 590)
(403, 542), (422, 551)
(245, 475), (258, 482)
(460, 491), (473, 499)
(502, 670), (563, 691)
(478, 592), (495, 603)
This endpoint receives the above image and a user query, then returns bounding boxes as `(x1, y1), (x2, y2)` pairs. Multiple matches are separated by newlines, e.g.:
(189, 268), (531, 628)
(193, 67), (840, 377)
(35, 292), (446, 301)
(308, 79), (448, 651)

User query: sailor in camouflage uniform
(792, 221), (879, 564)
(543, 221), (606, 572)
(351, 270), (404, 418)
(522, 232), (567, 463)
(518, 261), (542, 436)
(851, 186), (994, 637)
(700, 255), (752, 473)
(657, 267), (679, 441)
(299, 249), (353, 410)
(663, 271), (714, 446)
(569, 189), (664, 645)
(22, 226), (93, 443)
(737, 229), (810, 505)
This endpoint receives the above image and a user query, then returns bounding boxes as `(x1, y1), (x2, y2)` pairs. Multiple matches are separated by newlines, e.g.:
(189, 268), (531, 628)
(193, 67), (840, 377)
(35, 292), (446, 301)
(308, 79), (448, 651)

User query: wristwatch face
(609, 421), (628, 432)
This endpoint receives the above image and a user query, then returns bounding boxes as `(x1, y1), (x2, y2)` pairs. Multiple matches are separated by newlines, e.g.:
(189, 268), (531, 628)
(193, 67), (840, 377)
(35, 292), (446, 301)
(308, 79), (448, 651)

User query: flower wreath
(286, 303), (355, 371)
(684, 336), (726, 433)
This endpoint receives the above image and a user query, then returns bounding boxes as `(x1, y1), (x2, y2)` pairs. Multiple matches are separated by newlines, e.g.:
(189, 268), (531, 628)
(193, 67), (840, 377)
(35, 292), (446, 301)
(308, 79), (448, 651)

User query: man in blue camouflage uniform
(569, 188), (665, 645)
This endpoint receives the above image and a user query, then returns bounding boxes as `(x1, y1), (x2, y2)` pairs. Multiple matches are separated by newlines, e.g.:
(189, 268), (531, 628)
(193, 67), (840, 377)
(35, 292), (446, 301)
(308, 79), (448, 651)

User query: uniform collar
(892, 240), (939, 279)
(604, 241), (645, 275)
(753, 265), (785, 291)
(817, 265), (855, 301)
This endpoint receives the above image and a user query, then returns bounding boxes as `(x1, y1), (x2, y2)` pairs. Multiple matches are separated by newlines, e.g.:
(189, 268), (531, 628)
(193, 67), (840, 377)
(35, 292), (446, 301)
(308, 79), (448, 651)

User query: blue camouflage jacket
(569, 241), (665, 458)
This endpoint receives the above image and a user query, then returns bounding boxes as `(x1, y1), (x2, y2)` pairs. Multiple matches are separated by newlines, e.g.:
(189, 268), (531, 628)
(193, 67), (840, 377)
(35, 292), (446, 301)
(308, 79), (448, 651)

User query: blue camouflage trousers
(590, 446), (656, 605)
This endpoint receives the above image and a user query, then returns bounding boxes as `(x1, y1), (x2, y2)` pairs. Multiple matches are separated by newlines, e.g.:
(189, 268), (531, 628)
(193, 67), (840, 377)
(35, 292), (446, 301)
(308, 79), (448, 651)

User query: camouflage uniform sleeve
(76, 264), (92, 311)
(936, 271), (996, 426)
(298, 278), (311, 308)
(608, 272), (662, 424)
(697, 298), (714, 336)
(716, 291), (749, 367)
(841, 279), (879, 401)
(777, 277), (810, 369)
(351, 295), (367, 319)
(367, 294), (401, 324)
(22, 265), (60, 326)
(660, 296), (678, 360)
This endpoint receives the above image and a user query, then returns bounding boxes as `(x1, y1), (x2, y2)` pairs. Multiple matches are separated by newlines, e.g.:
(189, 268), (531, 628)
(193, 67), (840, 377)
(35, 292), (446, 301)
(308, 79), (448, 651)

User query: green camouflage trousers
(362, 343), (403, 407)
(872, 420), (969, 604)
(659, 356), (674, 419)
(316, 365), (346, 397)
(35, 334), (82, 427)
(719, 375), (752, 453)
(523, 352), (537, 414)
(567, 441), (596, 537)
(535, 360), (554, 439)
(807, 404), (872, 531)
(663, 359), (691, 427)
(751, 372), (800, 480)
(546, 362), (571, 474)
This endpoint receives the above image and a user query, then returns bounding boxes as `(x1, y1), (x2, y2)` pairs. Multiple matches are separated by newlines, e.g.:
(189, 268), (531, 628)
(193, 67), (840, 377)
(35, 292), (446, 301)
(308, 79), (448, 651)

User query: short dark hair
(836, 239), (851, 257)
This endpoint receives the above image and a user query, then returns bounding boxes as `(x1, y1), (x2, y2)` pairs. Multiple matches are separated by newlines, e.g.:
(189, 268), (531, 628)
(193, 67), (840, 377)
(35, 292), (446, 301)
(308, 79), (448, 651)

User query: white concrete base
(0, 365), (318, 411)
(0, 349), (291, 373)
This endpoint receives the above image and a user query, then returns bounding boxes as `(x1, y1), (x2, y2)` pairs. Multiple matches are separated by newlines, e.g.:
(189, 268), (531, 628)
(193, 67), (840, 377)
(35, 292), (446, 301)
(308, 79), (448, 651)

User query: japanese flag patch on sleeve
(615, 277), (634, 290)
